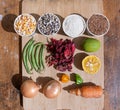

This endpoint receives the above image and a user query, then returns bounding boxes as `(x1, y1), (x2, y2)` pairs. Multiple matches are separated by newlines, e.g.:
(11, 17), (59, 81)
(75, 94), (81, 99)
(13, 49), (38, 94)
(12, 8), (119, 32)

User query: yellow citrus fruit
(82, 55), (101, 74)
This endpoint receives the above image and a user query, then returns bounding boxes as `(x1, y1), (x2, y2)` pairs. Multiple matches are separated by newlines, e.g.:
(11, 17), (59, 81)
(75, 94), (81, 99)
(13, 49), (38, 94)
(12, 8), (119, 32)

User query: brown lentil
(88, 14), (109, 35)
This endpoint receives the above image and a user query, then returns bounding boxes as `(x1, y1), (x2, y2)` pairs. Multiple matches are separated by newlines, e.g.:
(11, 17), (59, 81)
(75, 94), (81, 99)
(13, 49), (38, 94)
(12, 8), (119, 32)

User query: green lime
(82, 38), (100, 52)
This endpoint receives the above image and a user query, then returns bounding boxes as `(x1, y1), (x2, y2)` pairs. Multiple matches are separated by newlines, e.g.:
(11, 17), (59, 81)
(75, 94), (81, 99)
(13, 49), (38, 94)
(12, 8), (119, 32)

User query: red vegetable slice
(46, 38), (75, 71)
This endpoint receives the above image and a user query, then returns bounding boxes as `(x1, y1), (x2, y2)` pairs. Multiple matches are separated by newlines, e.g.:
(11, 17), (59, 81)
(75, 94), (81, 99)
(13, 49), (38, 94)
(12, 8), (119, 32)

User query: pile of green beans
(23, 38), (45, 74)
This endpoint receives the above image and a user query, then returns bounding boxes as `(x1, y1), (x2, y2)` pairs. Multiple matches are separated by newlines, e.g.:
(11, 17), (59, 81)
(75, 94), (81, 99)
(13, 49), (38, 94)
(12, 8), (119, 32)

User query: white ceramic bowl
(37, 13), (61, 36)
(87, 13), (110, 37)
(14, 14), (36, 37)
(62, 14), (86, 38)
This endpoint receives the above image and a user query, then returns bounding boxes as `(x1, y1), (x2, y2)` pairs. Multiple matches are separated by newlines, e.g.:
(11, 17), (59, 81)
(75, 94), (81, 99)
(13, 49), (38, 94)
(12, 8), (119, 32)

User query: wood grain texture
(103, 0), (120, 110)
(0, 0), (23, 110)
(22, 0), (104, 110)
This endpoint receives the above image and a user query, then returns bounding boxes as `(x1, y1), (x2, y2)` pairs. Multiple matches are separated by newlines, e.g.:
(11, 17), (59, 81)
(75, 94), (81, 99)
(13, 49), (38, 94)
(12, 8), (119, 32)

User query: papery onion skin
(20, 80), (40, 98)
(43, 80), (61, 98)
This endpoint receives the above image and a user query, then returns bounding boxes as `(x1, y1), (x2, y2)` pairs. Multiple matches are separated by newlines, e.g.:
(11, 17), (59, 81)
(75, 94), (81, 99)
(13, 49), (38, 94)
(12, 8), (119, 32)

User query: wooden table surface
(0, 0), (119, 110)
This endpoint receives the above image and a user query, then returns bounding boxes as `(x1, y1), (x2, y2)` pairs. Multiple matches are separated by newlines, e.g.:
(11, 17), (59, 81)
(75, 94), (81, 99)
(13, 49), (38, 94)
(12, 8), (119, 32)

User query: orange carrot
(69, 85), (103, 98)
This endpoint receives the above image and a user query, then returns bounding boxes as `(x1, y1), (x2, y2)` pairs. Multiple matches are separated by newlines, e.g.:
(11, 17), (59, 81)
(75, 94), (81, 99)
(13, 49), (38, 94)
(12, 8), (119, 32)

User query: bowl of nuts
(37, 13), (61, 36)
(14, 14), (36, 37)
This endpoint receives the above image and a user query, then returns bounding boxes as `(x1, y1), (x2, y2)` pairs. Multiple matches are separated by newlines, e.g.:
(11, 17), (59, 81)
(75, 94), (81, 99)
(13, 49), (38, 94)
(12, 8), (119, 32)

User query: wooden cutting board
(22, 0), (104, 110)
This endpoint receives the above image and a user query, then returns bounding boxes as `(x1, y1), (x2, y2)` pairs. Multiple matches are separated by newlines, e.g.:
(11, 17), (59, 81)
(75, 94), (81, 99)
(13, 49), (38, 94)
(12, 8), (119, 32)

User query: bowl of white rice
(62, 14), (86, 38)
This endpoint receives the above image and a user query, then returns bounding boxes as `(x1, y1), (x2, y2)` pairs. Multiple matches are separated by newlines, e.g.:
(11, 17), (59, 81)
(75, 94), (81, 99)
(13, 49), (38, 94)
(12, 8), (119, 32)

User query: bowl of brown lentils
(87, 13), (110, 37)
(37, 13), (61, 36)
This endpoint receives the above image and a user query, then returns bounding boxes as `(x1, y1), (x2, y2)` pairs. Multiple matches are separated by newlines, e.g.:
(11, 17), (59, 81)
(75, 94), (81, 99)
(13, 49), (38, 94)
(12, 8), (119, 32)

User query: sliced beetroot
(46, 38), (75, 71)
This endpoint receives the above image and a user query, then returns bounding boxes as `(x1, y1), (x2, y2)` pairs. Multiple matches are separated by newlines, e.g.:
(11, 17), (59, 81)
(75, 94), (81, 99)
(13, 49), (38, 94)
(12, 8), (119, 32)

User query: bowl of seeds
(87, 13), (110, 37)
(37, 13), (61, 36)
(14, 14), (37, 37)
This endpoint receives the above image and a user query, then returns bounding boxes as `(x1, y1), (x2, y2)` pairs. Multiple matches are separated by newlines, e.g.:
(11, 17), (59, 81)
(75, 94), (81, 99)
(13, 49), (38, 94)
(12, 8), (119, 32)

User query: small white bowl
(37, 13), (61, 36)
(87, 13), (110, 37)
(14, 14), (37, 37)
(62, 14), (86, 38)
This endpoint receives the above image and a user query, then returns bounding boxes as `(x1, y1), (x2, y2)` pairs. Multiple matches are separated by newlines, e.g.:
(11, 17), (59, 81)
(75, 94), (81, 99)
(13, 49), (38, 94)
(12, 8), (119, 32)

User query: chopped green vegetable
(75, 74), (83, 84)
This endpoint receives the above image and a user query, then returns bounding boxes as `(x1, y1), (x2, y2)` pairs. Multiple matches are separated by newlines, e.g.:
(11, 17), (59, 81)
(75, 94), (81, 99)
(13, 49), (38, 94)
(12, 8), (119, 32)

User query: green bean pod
(35, 43), (42, 71)
(39, 44), (45, 71)
(28, 40), (35, 71)
(23, 38), (34, 73)
(31, 43), (41, 72)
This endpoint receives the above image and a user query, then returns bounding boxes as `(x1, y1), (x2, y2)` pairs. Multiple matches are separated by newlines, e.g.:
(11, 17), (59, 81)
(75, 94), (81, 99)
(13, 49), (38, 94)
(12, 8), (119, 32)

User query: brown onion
(43, 80), (61, 98)
(20, 80), (40, 98)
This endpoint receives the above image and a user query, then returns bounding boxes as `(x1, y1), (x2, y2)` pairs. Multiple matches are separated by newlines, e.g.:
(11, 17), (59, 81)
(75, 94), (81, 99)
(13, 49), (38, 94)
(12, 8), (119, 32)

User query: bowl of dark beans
(37, 13), (61, 36)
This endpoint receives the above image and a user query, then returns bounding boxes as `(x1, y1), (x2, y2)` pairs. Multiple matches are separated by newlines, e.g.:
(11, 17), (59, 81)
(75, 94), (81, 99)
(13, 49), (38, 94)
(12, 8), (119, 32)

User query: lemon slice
(82, 55), (101, 74)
